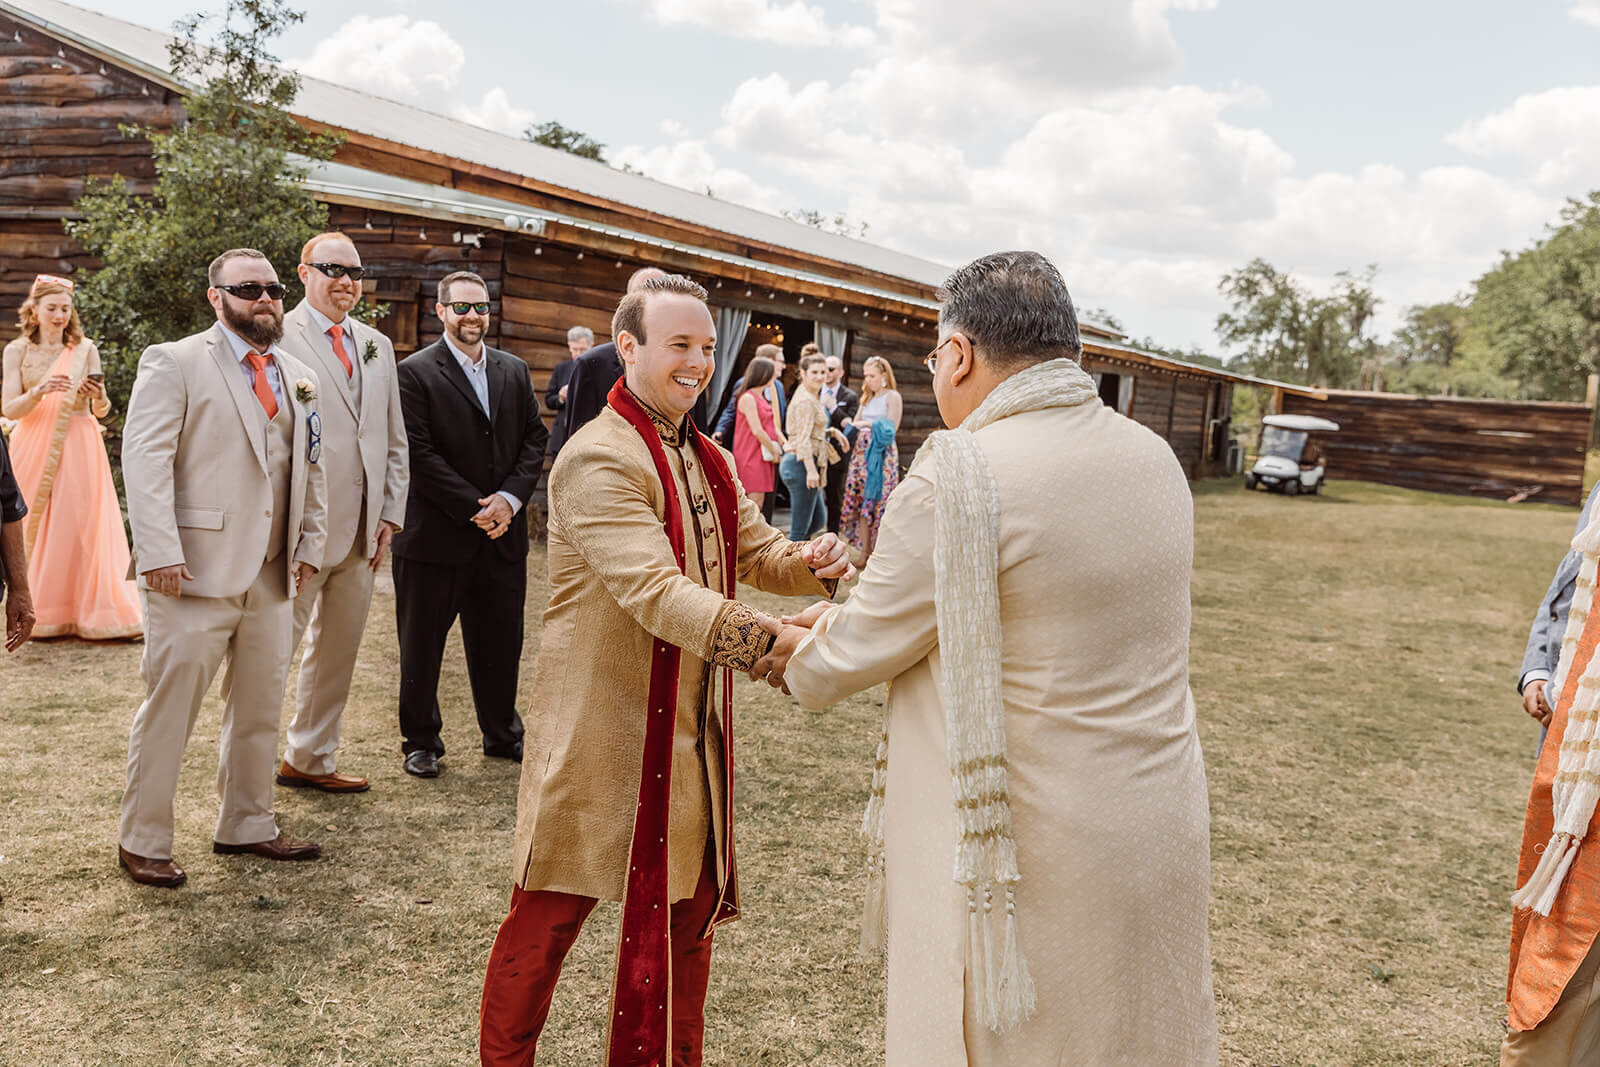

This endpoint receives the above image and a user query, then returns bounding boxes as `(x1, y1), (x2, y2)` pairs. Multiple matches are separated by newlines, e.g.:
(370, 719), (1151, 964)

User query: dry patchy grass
(0, 478), (1578, 1064)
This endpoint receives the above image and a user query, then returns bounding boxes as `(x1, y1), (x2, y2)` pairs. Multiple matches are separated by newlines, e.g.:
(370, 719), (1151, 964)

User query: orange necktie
(328, 323), (353, 379)
(246, 351), (278, 419)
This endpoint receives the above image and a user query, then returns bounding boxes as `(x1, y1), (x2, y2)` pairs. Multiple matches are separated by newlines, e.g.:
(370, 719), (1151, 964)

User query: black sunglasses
(447, 301), (491, 316)
(218, 282), (287, 301)
(307, 262), (367, 281)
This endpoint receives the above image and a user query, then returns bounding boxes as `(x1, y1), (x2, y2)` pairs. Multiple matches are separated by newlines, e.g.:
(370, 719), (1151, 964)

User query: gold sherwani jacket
(511, 403), (831, 906)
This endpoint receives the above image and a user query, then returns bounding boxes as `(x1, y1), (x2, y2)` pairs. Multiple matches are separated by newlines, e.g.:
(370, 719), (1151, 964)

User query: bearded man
(118, 248), (329, 888)
(479, 273), (852, 1066)
(759, 251), (1218, 1065)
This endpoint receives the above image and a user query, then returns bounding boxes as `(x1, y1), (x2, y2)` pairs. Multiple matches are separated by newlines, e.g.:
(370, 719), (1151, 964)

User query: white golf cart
(1244, 413), (1340, 496)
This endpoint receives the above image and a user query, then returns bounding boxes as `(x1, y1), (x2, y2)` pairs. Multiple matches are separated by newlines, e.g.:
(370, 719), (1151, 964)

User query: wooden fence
(1279, 390), (1593, 506)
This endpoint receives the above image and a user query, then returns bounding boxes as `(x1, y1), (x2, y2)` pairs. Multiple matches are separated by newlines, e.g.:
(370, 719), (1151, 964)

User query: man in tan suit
(118, 248), (329, 889)
(479, 274), (853, 1065)
(274, 232), (408, 793)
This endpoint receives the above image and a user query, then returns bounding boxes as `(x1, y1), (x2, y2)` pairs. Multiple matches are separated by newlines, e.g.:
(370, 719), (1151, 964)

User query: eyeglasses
(218, 282), (287, 301)
(924, 335), (957, 374)
(307, 262), (367, 281)
(447, 301), (491, 316)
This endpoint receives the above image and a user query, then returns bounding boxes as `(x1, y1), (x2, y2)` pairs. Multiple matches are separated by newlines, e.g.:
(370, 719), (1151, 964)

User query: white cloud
(1446, 86), (1600, 188)
(454, 88), (535, 137)
(643, 0), (874, 46)
(611, 140), (784, 211)
(1572, 1), (1600, 29)
(293, 15), (464, 101)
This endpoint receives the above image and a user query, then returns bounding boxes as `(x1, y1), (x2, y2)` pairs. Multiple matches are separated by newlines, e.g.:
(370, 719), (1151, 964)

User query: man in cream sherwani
(274, 232), (408, 794)
(118, 248), (329, 889)
(758, 251), (1218, 1065)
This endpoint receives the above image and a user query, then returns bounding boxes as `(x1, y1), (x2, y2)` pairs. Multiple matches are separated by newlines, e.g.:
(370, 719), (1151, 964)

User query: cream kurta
(513, 403), (832, 905)
(787, 401), (1217, 1066)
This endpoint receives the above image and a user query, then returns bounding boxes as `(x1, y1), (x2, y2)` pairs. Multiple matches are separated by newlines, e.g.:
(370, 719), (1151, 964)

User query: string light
(576, 252), (584, 260)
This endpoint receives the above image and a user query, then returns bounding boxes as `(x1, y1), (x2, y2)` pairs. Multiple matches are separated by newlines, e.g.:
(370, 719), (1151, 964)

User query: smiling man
(390, 270), (547, 779)
(479, 273), (853, 1066)
(275, 232), (409, 795)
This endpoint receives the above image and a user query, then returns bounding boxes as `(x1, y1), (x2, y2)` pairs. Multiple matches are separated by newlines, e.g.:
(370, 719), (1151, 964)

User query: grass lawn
(0, 477), (1577, 1064)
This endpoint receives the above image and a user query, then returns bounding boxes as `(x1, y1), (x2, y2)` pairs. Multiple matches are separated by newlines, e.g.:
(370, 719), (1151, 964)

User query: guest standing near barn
(761, 251), (1218, 1065)
(1, 274), (141, 640)
(729, 354), (784, 513)
(837, 355), (902, 564)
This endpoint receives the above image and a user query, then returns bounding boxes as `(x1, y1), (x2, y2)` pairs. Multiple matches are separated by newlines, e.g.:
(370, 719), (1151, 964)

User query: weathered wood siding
(1280, 390), (1592, 506)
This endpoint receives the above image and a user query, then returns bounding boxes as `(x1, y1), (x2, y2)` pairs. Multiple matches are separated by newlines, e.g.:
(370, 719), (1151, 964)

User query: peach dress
(6, 339), (141, 639)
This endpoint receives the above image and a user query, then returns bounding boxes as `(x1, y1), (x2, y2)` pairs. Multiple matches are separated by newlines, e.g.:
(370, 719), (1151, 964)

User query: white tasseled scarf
(1512, 515), (1600, 915)
(859, 356), (1098, 1033)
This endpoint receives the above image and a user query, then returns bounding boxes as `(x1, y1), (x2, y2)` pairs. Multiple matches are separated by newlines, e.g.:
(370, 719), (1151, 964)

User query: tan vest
(263, 397), (293, 563)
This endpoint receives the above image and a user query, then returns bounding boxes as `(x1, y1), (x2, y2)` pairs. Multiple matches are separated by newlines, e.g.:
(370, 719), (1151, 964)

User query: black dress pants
(393, 552), (526, 757)
(824, 455), (848, 534)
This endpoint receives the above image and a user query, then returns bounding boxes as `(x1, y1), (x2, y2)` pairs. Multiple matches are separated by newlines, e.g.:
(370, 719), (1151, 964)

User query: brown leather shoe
(276, 759), (370, 793)
(118, 846), (187, 888)
(213, 833), (321, 861)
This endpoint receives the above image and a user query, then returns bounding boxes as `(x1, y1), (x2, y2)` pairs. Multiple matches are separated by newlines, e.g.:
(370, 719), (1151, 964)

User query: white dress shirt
(304, 303), (362, 391)
(220, 323), (285, 410)
(442, 332), (522, 516)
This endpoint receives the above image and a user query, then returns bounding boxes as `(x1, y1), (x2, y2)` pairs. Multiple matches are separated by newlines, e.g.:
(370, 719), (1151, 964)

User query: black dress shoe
(404, 750), (442, 778)
(484, 741), (523, 763)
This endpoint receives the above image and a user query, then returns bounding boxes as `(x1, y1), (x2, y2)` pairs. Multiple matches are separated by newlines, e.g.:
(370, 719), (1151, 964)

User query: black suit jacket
(555, 342), (622, 452)
(545, 357), (578, 455)
(392, 339), (548, 565)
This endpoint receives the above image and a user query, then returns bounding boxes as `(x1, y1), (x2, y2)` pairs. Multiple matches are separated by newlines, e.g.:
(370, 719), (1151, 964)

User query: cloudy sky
(74, 0), (1600, 351)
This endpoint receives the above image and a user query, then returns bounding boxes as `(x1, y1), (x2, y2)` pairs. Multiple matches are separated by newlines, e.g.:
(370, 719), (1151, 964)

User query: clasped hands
(746, 532), (855, 694)
(473, 495), (514, 540)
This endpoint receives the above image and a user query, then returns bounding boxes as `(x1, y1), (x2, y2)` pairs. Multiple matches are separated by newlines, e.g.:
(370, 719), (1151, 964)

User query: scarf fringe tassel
(1514, 834), (1581, 916)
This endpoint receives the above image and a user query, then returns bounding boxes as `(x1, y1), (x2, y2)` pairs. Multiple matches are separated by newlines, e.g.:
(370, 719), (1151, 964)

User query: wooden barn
(0, 0), (1313, 480)
(1279, 389), (1593, 507)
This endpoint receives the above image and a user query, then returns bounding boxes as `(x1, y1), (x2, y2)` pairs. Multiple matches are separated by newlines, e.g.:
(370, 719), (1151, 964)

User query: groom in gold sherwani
(479, 273), (852, 1066)
(762, 251), (1219, 1065)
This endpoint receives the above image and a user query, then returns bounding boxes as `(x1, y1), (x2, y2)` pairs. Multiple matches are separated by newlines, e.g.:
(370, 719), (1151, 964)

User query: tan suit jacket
(511, 407), (831, 903)
(123, 322), (329, 598)
(281, 302), (408, 557)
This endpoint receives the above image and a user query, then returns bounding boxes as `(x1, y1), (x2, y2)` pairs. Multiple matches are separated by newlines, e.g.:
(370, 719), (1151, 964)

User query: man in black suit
(821, 354), (860, 533)
(555, 267), (667, 449)
(544, 325), (592, 457)
(392, 270), (548, 778)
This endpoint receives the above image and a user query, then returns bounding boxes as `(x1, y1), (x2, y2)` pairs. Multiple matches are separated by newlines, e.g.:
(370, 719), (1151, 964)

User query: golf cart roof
(1263, 413), (1341, 432)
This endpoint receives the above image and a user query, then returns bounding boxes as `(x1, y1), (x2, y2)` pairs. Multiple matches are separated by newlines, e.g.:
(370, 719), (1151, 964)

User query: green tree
(524, 120), (607, 162)
(66, 0), (339, 412)
(1214, 258), (1379, 388)
(1468, 192), (1600, 401)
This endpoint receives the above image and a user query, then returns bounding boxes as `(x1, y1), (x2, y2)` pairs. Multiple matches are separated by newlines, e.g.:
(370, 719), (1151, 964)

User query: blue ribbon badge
(307, 410), (322, 464)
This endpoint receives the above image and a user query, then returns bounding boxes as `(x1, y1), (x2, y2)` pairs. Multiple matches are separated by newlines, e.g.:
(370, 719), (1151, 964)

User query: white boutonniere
(294, 378), (316, 403)
(362, 338), (379, 364)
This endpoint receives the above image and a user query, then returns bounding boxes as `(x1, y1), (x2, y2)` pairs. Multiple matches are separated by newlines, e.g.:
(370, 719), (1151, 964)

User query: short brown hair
(300, 230), (355, 264)
(208, 248), (271, 287)
(438, 270), (489, 305)
(612, 273), (709, 345)
(754, 343), (783, 364)
(17, 276), (84, 346)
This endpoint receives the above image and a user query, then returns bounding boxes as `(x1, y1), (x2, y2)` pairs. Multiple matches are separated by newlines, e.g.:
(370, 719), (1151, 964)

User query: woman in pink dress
(730, 355), (785, 511)
(1, 274), (141, 639)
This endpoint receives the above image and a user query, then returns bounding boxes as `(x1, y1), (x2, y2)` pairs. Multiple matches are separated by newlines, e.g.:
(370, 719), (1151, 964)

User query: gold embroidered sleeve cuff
(710, 601), (776, 672)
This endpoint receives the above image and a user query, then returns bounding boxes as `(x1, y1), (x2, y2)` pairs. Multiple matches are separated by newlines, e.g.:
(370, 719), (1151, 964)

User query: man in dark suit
(392, 270), (548, 778)
(543, 325), (592, 457)
(555, 267), (667, 450)
(821, 354), (859, 533)
(0, 430), (33, 652)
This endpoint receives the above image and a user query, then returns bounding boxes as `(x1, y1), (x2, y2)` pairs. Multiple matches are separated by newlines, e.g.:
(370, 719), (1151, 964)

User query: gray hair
(567, 325), (594, 343)
(937, 250), (1082, 366)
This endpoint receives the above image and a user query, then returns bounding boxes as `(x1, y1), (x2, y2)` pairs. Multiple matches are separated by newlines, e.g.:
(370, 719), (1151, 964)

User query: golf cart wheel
(1244, 473), (1257, 490)
(1284, 479), (1299, 496)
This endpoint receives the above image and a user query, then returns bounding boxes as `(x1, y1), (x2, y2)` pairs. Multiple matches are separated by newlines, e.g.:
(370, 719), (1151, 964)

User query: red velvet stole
(604, 379), (741, 1066)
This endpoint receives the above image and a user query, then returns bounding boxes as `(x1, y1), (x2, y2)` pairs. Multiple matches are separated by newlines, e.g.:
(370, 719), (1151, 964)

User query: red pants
(480, 856), (719, 1066)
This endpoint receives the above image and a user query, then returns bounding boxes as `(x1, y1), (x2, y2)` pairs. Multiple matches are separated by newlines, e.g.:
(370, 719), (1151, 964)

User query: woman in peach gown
(1, 275), (141, 639)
